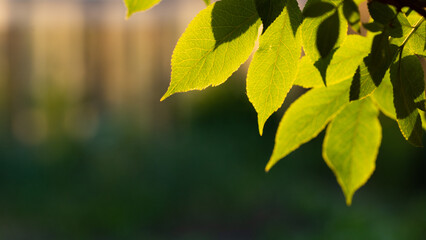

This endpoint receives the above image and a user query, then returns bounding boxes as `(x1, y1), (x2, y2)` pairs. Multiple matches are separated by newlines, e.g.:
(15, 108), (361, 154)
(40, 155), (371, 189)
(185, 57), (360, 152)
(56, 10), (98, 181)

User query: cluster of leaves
(125, 0), (426, 205)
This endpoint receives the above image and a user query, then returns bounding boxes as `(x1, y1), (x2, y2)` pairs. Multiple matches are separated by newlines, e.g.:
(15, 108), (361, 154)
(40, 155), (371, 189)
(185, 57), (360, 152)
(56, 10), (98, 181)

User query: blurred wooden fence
(0, 0), (205, 144)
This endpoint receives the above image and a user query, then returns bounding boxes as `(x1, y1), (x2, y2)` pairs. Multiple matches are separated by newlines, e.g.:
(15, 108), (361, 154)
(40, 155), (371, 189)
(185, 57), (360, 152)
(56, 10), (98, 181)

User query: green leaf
(390, 54), (425, 146)
(326, 34), (374, 86)
(266, 79), (351, 171)
(343, 0), (361, 32)
(255, 0), (287, 33)
(203, 0), (211, 5)
(406, 19), (426, 56)
(303, 1), (335, 18)
(362, 21), (384, 32)
(301, 1), (347, 61)
(161, 0), (261, 101)
(421, 111), (426, 131)
(389, 13), (414, 43)
(323, 98), (381, 206)
(372, 70), (396, 119)
(350, 33), (398, 101)
(367, 1), (396, 25)
(247, 0), (302, 135)
(124, 0), (161, 18)
(317, 10), (340, 58)
(294, 56), (326, 88)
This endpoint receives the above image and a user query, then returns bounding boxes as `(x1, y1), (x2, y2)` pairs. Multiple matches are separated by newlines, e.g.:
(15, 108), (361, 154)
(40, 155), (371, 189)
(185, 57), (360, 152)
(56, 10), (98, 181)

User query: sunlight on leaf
(124, 0), (161, 18)
(294, 56), (325, 88)
(247, 0), (302, 135)
(323, 98), (381, 206)
(326, 34), (374, 86)
(161, 0), (261, 101)
(266, 79), (351, 171)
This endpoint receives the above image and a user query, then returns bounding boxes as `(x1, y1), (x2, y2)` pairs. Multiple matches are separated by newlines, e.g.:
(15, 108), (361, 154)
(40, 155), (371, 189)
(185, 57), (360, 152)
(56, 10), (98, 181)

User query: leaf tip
(345, 194), (353, 206)
(265, 157), (276, 173)
(257, 117), (266, 136)
(160, 90), (172, 102)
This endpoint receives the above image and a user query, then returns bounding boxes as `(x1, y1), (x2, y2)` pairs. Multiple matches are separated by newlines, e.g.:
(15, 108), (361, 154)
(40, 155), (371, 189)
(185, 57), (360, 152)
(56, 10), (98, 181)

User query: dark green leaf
(390, 54), (425, 147)
(303, 1), (335, 18)
(317, 10), (340, 58)
(362, 22), (384, 32)
(343, 0), (361, 32)
(367, 1), (397, 25)
(255, 0), (287, 33)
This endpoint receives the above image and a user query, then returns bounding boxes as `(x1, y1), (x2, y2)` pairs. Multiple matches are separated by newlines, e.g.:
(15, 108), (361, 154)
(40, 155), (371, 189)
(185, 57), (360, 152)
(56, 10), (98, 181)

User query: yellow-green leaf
(294, 56), (325, 88)
(349, 33), (398, 101)
(266, 79), (351, 171)
(323, 98), (381, 205)
(124, 0), (161, 18)
(247, 0), (302, 135)
(406, 18), (426, 57)
(161, 0), (261, 101)
(326, 34), (374, 86)
(421, 111), (426, 131)
(371, 70), (396, 119)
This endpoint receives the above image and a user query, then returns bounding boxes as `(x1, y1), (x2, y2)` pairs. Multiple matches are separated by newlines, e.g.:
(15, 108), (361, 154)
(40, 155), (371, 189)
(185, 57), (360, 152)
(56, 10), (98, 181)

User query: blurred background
(0, 0), (426, 239)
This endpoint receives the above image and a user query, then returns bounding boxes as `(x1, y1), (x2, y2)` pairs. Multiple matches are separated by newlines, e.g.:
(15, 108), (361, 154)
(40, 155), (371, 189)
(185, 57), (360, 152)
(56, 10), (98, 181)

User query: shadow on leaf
(212, 0), (260, 49)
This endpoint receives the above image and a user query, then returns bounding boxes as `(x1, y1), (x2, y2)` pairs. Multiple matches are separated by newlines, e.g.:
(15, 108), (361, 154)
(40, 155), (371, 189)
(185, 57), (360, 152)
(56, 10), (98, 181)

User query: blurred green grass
(0, 73), (425, 239)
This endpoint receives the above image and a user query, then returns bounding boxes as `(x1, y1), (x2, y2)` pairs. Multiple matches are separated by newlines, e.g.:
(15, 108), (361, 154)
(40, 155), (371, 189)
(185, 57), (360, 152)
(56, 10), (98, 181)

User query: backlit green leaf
(301, 0), (347, 61)
(203, 0), (211, 5)
(390, 54), (425, 146)
(266, 80), (351, 171)
(247, 0), (302, 135)
(371, 70), (396, 119)
(389, 13), (414, 44)
(323, 98), (381, 205)
(124, 0), (161, 18)
(326, 34), (374, 86)
(294, 56), (325, 88)
(406, 18), (426, 56)
(161, 0), (261, 101)
(350, 33), (398, 101)
(421, 111), (426, 131)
